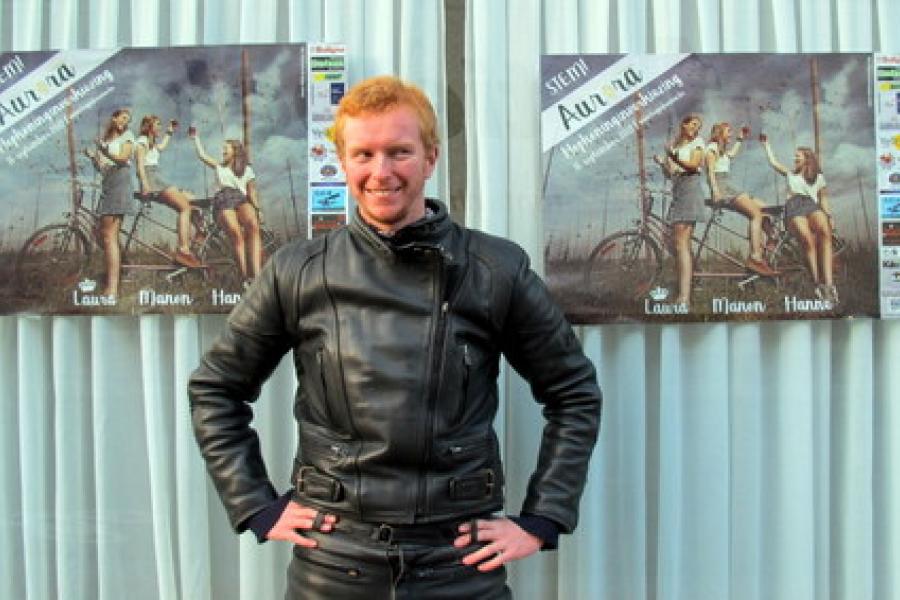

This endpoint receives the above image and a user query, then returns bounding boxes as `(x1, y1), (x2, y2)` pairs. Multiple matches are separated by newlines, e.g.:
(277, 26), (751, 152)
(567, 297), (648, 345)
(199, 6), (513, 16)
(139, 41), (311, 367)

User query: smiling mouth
(365, 185), (403, 196)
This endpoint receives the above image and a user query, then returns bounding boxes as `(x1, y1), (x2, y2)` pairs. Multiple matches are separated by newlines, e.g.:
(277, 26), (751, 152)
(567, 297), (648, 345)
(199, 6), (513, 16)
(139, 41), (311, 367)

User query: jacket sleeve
(500, 251), (602, 534)
(188, 252), (296, 532)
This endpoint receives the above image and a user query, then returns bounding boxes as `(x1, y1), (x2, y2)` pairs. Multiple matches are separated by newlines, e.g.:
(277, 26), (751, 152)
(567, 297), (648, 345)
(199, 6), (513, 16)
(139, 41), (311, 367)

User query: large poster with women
(0, 43), (347, 315)
(542, 53), (879, 323)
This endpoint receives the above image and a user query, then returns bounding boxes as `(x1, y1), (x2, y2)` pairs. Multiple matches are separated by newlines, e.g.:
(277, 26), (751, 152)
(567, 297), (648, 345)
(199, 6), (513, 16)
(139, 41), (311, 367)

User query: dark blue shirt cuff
(247, 490), (293, 543)
(509, 513), (561, 550)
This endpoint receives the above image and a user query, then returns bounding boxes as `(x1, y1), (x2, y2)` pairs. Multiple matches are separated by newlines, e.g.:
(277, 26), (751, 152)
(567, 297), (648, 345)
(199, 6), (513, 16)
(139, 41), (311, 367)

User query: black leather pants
(285, 517), (512, 599)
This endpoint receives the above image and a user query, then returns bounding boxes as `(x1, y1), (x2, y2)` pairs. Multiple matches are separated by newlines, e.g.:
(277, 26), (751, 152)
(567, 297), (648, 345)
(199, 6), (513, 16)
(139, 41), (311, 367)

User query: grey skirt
(784, 194), (823, 223)
(98, 164), (137, 216)
(141, 165), (173, 194)
(668, 172), (707, 223)
(212, 187), (249, 211)
(711, 172), (743, 203)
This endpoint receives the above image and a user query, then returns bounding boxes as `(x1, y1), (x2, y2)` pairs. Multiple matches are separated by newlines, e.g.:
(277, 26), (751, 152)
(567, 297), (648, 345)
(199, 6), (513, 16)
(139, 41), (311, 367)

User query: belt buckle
(449, 468), (496, 500)
(373, 524), (394, 544)
(295, 465), (312, 493)
(484, 470), (495, 495)
(295, 465), (343, 502)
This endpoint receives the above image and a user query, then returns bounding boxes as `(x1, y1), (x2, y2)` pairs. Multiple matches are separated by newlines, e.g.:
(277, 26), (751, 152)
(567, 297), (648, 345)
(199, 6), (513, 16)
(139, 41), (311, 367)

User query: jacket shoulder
(464, 228), (529, 274)
(269, 233), (330, 274)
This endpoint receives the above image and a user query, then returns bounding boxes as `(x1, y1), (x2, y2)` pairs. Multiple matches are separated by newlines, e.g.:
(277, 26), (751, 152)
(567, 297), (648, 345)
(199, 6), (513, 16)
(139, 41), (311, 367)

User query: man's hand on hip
(454, 517), (543, 571)
(267, 501), (337, 548)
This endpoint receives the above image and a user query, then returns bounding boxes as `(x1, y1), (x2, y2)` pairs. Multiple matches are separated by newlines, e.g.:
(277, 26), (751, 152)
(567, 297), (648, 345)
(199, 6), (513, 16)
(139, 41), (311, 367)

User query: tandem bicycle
(581, 187), (847, 304)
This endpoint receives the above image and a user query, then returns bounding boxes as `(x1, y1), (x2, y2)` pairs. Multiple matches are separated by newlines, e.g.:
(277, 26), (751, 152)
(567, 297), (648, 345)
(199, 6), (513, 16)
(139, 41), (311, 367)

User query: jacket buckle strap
(449, 469), (495, 501)
(296, 465), (344, 502)
(372, 524), (394, 543)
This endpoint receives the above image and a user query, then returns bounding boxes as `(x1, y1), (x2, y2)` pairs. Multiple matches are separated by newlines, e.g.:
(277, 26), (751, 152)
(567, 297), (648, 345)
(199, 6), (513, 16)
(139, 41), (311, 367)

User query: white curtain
(1, 0), (898, 599)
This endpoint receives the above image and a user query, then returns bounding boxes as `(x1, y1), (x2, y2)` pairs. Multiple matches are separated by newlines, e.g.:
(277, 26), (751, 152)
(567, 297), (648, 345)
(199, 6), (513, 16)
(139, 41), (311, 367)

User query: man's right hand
(267, 501), (337, 548)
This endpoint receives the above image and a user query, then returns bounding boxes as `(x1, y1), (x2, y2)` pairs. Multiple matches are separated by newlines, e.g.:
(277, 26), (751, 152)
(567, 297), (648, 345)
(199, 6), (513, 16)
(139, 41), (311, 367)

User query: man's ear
(425, 145), (439, 177)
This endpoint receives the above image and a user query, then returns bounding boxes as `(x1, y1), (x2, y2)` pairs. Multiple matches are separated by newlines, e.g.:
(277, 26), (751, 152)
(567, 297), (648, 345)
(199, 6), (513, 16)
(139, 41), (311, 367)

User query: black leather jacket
(189, 200), (601, 534)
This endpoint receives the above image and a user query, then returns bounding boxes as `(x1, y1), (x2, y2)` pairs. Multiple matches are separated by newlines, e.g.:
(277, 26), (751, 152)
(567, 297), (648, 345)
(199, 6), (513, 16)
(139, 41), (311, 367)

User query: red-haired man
(190, 75), (601, 599)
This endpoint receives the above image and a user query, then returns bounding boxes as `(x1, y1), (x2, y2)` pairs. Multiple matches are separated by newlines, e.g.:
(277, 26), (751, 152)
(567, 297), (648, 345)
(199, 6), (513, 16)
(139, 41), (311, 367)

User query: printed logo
(310, 187), (347, 211)
(649, 285), (668, 301)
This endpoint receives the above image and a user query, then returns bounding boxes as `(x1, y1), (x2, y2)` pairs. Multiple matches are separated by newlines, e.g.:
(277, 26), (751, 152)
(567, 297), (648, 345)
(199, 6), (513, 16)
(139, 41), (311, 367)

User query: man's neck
(366, 203), (434, 238)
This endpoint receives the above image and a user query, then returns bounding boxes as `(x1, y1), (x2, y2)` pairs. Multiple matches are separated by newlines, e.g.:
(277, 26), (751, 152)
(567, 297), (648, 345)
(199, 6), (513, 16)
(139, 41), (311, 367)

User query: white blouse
(215, 164), (256, 195)
(786, 172), (826, 201)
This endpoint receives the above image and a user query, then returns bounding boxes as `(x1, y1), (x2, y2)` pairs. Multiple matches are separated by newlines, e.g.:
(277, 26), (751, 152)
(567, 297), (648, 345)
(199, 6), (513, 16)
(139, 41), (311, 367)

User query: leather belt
(332, 513), (491, 545)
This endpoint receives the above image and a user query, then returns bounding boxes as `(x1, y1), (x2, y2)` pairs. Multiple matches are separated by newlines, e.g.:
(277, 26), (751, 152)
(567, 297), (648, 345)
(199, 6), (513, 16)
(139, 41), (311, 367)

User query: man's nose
(371, 154), (391, 176)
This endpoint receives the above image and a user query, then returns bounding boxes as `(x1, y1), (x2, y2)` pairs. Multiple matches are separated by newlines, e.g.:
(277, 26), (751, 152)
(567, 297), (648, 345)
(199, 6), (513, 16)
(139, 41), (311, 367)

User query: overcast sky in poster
(543, 53), (876, 254)
(0, 45), (308, 247)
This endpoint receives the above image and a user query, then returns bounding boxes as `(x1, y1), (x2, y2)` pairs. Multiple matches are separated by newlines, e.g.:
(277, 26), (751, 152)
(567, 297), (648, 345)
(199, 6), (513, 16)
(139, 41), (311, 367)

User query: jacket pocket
(315, 347), (335, 425)
(434, 430), (492, 468)
(298, 420), (352, 467)
(298, 346), (336, 426)
(449, 342), (475, 427)
(292, 545), (365, 580)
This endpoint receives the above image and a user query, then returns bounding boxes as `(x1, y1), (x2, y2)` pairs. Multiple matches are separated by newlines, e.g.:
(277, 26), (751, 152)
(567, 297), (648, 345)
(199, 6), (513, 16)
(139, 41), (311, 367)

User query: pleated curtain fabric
(1, 1), (899, 599)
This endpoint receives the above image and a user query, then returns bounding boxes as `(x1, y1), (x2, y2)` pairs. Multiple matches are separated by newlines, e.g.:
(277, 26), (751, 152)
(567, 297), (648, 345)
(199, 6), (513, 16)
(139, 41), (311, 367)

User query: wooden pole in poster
(242, 49), (251, 159)
(66, 90), (78, 208)
(810, 56), (822, 165)
(287, 159), (300, 237)
(635, 95), (648, 217)
(858, 167), (872, 247)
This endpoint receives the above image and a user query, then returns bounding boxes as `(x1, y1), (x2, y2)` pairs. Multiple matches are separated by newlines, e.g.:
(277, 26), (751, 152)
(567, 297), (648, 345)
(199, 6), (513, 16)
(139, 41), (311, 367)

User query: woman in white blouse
(135, 115), (202, 269)
(760, 134), (837, 303)
(191, 130), (262, 282)
(705, 122), (776, 277)
(654, 113), (706, 307)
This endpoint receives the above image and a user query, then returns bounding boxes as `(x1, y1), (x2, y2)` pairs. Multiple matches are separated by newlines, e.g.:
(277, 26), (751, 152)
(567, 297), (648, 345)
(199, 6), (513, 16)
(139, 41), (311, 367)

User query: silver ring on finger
(311, 511), (325, 531)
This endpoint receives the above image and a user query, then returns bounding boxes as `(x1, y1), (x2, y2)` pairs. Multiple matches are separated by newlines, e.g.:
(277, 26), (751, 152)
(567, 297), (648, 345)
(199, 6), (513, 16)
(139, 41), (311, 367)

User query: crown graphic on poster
(649, 286), (669, 302)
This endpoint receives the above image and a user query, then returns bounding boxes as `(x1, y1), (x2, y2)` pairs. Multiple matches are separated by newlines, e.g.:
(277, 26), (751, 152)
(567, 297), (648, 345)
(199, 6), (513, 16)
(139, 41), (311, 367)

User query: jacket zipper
(297, 551), (363, 578)
(456, 343), (472, 425)
(316, 348), (336, 425)
(417, 248), (449, 517)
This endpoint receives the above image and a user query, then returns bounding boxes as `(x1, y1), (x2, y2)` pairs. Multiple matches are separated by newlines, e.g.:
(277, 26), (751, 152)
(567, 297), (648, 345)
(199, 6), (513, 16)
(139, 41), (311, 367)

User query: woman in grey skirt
(135, 115), (201, 268)
(92, 108), (136, 300)
(706, 122), (776, 276)
(760, 135), (837, 303)
(654, 113), (706, 307)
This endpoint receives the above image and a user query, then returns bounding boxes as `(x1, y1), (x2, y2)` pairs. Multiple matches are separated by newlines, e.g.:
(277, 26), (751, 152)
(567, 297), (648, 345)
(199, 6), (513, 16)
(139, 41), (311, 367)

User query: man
(189, 75), (601, 599)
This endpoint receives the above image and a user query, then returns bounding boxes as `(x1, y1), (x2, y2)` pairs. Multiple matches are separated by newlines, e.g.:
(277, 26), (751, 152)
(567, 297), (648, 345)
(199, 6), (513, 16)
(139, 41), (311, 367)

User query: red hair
(333, 75), (439, 158)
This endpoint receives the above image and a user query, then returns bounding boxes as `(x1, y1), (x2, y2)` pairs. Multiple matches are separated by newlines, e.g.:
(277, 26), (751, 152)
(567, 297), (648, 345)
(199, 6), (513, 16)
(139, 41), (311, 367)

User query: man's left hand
(454, 517), (543, 572)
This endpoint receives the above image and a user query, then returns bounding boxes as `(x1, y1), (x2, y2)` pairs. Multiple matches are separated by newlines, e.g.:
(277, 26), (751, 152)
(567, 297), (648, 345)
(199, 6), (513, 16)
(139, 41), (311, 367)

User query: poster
(875, 54), (900, 317)
(0, 43), (347, 315)
(542, 53), (879, 323)
(307, 46), (349, 238)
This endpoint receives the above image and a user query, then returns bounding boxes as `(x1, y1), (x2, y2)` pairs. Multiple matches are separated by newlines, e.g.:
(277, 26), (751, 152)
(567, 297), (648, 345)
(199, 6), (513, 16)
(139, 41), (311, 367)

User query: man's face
(339, 106), (438, 233)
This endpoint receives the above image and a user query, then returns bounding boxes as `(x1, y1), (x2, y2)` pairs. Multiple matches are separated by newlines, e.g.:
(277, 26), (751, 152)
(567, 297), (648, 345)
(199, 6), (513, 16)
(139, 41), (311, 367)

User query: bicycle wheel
(16, 224), (92, 295)
(831, 233), (847, 257)
(260, 227), (279, 254)
(767, 235), (811, 293)
(584, 230), (663, 302)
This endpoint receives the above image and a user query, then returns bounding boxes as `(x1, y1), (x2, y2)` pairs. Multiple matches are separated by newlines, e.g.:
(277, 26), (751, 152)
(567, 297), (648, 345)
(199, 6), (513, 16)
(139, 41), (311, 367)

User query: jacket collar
(350, 199), (455, 259)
